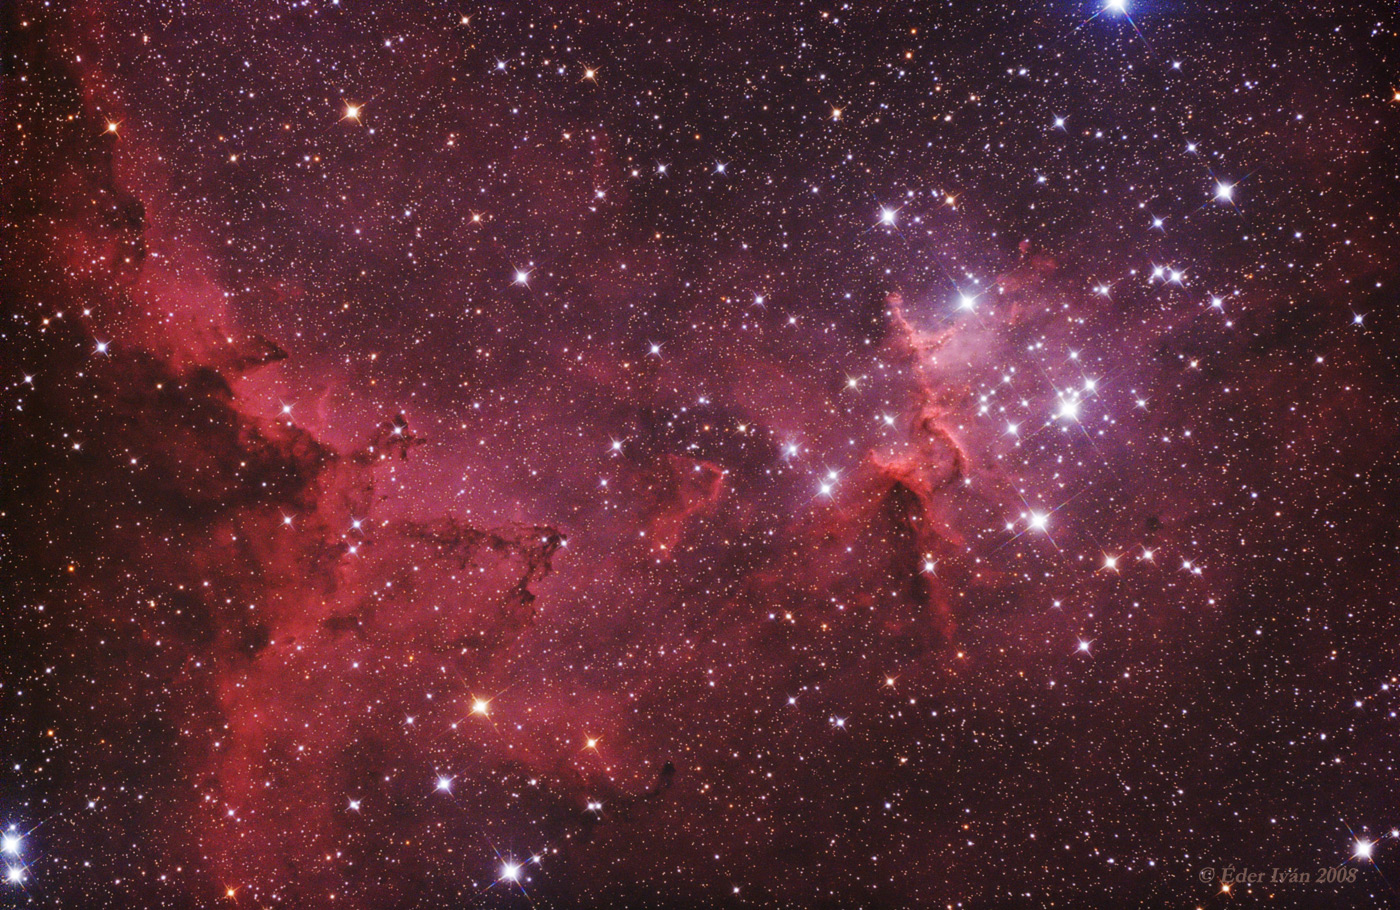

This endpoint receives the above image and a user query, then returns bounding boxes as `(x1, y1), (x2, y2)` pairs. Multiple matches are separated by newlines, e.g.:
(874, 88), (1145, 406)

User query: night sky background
(4, 1), (1400, 907)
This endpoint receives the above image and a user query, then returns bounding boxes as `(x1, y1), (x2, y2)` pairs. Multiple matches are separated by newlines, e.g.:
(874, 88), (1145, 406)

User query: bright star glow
(501, 862), (522, 881)
(1215, 182), (1234, 201)
(1028, 512), (1049, 532)
(435, 776), (453, 792)
(1355, 840), (1374, 860)
(0, 834), (18, 856)
(878, 206), (897, 226)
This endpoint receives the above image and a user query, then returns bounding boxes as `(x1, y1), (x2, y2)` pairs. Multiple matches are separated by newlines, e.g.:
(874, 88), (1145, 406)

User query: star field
(3, 1), (1400, 907)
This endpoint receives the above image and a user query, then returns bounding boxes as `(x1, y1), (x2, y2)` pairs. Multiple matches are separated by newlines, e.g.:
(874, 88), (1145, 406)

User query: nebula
(3, 1), (1400, 908)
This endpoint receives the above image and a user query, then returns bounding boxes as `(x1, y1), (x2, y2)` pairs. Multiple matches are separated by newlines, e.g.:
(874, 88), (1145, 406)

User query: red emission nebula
(3, 1), (1400, 908)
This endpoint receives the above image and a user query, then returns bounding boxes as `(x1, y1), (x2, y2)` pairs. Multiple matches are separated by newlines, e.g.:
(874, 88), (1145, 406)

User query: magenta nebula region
(3, 2), (1400, 908)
